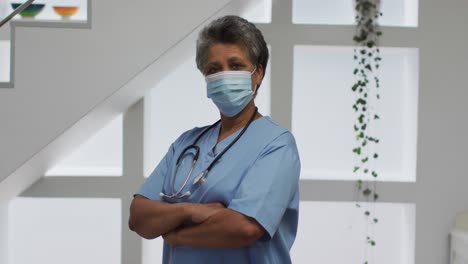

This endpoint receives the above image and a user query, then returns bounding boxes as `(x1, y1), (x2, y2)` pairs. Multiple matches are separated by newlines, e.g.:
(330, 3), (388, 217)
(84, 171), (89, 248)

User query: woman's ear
(255, 64), (264, 88)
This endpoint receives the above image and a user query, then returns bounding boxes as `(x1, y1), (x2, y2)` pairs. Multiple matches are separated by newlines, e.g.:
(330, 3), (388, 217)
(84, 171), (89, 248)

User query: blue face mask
(205, 67), (257, 117)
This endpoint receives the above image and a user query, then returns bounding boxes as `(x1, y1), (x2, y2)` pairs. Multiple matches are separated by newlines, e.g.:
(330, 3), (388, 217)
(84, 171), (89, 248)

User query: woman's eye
(206, 68), (216, 75)
(231, 64), (242, 70)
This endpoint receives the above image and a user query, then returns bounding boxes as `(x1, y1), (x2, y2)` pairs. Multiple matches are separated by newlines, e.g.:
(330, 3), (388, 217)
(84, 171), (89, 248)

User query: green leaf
(353, 68), (359, 75)
(373, 218), (378, 223)
(358, 114), (365, 123)
(374, 193), (379, 200)
(363, 188), (371, 196)
(361, 124), (367, 130)
(373, 153), (379, 159)
(353, 147), (362, 155)
(365, 211), (370, 216)
(356, 98), (367, 105)
(357, 179), (363, 189)
(371, 171), (378, 177)
(353, 166), (360, 173)
(374, 114), (380, 119)
(361, 157), (369, 163)
(364, 168), (369, 173)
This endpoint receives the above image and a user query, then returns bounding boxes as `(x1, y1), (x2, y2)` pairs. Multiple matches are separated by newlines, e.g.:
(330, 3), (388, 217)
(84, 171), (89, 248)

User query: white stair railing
(0, 0), (35, 28)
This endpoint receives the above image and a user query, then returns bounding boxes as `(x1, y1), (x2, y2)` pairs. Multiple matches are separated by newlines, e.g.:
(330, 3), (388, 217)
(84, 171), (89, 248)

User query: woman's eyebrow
(205, 61), (222, 68)
(227, 57), (245, 63)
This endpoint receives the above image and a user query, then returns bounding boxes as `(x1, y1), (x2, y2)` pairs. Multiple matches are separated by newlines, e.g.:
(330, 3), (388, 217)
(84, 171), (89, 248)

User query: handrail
(0, 0), (36, 28)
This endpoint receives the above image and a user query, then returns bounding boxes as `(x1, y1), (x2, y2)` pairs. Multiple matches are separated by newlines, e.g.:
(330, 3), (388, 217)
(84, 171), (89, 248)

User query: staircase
(0, 0), (254, 202)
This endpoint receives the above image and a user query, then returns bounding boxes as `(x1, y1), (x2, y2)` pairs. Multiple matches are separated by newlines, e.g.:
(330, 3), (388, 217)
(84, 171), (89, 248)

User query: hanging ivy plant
(352, 0), (382, 263)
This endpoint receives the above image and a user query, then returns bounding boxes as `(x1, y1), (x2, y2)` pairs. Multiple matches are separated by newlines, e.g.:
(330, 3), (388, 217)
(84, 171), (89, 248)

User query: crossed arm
(128, 195), (265, 248)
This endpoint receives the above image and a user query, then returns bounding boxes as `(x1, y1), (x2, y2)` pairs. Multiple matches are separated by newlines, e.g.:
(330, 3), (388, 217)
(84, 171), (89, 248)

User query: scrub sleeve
(227, 132), (301, 240)
(136, 143), (175, 201)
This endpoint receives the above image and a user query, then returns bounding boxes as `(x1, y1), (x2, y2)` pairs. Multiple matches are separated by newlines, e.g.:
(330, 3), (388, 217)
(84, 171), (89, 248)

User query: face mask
(205, 67), (257, 117)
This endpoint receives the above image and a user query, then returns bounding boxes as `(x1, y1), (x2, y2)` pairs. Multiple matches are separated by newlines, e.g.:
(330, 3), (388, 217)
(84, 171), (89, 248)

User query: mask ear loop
(251, 66), (259, 97)
(250, 66), (257, 75)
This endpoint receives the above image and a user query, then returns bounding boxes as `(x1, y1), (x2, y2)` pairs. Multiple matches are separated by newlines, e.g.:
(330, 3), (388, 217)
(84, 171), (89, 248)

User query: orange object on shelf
(53, 6), (79, 18)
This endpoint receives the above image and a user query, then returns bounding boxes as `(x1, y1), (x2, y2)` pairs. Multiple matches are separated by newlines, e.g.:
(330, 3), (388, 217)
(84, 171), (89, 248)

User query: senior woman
(129, 15), (300, 264)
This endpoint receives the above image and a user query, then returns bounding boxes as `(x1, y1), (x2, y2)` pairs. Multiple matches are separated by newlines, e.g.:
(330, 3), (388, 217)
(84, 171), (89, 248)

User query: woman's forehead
(207, 43), (249, 62)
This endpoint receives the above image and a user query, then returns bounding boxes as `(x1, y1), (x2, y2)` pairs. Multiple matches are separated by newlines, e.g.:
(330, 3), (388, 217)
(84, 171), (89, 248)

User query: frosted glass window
(8, 198), (121, 264)
(46, 114), (123, 176)
(9, 0), (88, 21)
(142, 238), (164, 264)
(0, 41), (9, 82)
(144, 55), (271, 176)
(292, 46), (418, 182)
(292, 0), (418, 27)
(291, 201), (415, 264)
(241, 0), (272, 23)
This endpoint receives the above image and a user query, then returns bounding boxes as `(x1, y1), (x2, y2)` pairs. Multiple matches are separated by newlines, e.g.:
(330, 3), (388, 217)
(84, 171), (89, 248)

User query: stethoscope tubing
(161, 107), (258, 199)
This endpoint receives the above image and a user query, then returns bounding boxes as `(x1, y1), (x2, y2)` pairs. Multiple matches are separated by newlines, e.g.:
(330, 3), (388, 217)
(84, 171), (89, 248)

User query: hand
(162, 230), (179, 246)
(189, 202), (225, 224)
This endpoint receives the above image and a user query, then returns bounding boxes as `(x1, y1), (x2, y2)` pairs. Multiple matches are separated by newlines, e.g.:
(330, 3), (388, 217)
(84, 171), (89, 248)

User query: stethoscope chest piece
(193, 170), (208, 185)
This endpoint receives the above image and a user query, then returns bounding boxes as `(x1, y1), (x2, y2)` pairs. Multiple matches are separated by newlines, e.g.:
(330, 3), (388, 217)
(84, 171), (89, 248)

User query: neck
(219, 102), (260, 134)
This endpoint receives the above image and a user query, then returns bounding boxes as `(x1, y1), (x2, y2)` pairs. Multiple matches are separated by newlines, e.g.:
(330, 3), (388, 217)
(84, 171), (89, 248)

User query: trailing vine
(352, 0), (382, 263)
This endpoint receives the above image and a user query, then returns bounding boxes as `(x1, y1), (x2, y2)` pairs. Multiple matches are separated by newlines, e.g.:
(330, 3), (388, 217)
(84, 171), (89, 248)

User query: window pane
(292, 0), (418, 27)
(241, 0), (272, 23)
(8, 0), (88, 21)
(142, 238), (164, 264)
(144, 55), (271, 177)
(8, 198), (121, 264)
(0, 41), (9, 82)
(46, 114), (123, 176)
(291, 201), (415, 264)
(292, 46), (418, 182)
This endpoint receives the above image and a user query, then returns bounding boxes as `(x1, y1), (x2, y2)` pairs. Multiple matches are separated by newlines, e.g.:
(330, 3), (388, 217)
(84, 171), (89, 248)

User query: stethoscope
(159, 107), (258, 200)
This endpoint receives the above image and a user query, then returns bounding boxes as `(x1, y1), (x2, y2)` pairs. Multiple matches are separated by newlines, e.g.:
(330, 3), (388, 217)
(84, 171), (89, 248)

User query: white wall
(0, 0), (255, 262)
(0, 202), (7, 264)
(1, 0), (468, 263)
(0, 0), (239, 190)
(415, 1), (468, 263)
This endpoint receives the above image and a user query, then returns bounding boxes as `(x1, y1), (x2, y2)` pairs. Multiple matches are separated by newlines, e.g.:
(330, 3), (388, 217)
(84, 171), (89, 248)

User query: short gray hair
(196, 15), (269, 79)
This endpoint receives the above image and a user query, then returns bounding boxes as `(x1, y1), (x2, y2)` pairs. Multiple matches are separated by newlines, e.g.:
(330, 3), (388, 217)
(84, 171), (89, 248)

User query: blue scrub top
(136, 116), (301, 264)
